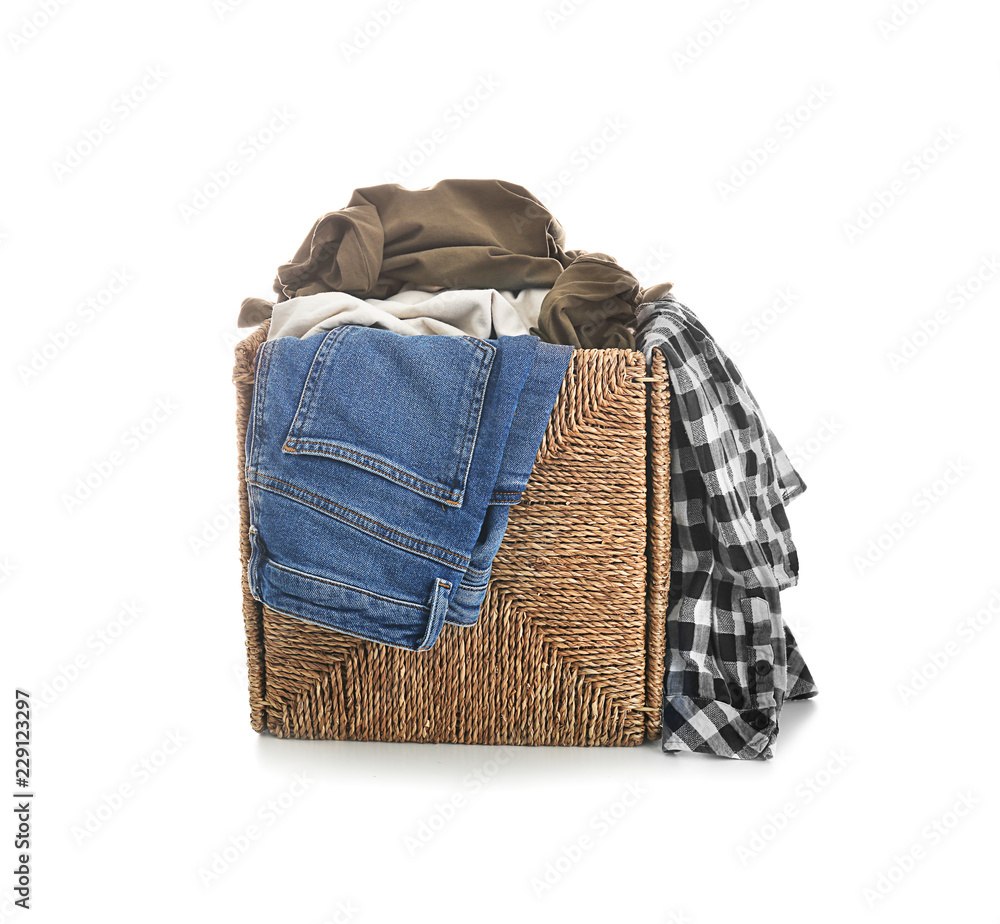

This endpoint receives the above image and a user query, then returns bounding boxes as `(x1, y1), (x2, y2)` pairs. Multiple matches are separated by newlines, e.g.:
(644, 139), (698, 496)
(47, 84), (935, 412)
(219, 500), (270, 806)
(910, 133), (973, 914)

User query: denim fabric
(446, 343), (572, 625)
(245, 325), (572, 651)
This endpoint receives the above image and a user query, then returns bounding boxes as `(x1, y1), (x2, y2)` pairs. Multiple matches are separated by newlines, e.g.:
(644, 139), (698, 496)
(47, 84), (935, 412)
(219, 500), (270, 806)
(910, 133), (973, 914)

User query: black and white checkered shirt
(635, 294), (817, 759)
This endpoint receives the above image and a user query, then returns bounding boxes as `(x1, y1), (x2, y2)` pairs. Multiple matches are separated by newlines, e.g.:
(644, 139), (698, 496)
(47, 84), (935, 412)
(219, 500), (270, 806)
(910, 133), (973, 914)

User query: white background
(2, 0), (998, 920)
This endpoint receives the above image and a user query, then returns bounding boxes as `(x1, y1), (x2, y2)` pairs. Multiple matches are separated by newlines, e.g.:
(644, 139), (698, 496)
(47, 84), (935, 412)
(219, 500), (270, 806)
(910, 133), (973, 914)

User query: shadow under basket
(233, 321), (671, 746)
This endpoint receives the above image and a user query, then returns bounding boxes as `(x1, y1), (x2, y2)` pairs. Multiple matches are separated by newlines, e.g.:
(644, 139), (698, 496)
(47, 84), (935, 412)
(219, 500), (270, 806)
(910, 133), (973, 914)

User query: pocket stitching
(282, 438), (464, 503)
(284, 329), (495, 506)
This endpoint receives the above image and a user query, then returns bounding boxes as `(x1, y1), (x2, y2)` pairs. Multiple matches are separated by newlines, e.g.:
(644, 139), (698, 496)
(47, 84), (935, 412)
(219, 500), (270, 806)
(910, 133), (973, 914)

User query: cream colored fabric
(266, 287), (549, 341)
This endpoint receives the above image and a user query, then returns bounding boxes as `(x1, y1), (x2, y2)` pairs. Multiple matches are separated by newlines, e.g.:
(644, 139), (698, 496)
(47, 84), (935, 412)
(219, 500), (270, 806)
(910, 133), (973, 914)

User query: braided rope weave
(233, 322), (670, 746)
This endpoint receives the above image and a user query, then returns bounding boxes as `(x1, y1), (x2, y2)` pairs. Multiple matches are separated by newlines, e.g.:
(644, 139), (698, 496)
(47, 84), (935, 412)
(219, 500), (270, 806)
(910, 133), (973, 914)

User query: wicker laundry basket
(233, 321), (671, 746)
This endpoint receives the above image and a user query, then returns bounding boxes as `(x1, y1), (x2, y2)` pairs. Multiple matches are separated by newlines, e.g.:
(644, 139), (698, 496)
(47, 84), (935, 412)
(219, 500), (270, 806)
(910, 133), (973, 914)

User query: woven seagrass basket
(233, 321), (671, 746)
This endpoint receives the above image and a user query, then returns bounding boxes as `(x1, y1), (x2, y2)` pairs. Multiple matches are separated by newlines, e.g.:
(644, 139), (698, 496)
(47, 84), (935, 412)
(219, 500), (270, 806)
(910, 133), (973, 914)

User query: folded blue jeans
(245, 325), (572, 651)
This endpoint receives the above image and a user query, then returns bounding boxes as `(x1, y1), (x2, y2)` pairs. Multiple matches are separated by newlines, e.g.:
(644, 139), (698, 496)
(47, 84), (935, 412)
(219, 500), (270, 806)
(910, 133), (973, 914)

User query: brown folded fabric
(640, 281), (674, 303)
(533, 253), (641, 350)
(239, 178), (642, 349)
(238, 297), (277, 327)
(274, 179), (569, 302)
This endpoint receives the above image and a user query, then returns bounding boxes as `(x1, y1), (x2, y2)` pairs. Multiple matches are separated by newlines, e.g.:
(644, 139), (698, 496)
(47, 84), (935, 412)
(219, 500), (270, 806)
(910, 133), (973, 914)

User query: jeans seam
(453, 337), (494, 500)
(417, 578), (453, 651)
(258, 599), (437, 653)
(264, 556), (429, 610)
(247, 474), (470, 568)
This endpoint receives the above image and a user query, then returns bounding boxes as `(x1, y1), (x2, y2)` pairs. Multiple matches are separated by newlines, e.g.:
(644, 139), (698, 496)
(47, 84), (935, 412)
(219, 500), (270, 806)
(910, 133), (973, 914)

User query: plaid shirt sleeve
(635, 295), (817, 760)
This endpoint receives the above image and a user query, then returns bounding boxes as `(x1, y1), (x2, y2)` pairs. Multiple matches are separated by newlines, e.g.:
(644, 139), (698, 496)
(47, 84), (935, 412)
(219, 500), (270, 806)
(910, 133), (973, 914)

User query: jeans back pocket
(283, 326), (496, 507)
